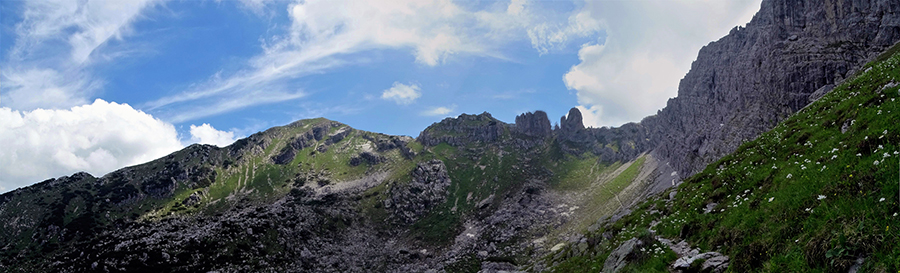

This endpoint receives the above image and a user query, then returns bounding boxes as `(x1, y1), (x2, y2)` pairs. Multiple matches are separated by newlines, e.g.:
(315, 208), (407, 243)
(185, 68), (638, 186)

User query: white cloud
(1, 0), (162, 111)
(190, 123), (237, 147)
(1, 68), (100, 110)
(0, 99), (183, 193)
(527, 5), (602, 54)
(422, 105), (456, 116)
(563, 0), (762, 127)
(575, 105), (603, 129)
(148, 0), (563, 120)
(381, 82), (422, 105)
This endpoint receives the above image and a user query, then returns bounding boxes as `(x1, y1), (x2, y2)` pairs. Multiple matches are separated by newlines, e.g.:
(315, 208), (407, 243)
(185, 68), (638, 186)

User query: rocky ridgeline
(642, 0), (900, 177)
(418, 107), (651, 165)
(417, 112), (506, 147)
(384, 160), (452, 224)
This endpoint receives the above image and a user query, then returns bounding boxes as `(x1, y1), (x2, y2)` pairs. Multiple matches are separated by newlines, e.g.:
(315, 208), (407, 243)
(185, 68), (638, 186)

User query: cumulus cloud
(1, 0), (162, 111)
(563, 0), (762, 127)
(189, 123), (238, 147)
(422, 105), (456, 116)
(0, 99), (183, 193)
(381, 82), (422, 105)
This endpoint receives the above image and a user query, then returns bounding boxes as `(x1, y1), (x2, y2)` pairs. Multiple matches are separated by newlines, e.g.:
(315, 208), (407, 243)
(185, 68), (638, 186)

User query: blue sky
(0, 0), (761, 192)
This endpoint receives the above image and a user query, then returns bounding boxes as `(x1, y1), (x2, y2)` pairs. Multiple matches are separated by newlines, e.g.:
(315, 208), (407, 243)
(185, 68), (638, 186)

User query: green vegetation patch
(546, 39), (900, 273)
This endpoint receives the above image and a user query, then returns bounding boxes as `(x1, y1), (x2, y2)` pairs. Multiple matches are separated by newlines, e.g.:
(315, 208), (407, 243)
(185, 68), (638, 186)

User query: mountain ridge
(3, 0), (900, 272)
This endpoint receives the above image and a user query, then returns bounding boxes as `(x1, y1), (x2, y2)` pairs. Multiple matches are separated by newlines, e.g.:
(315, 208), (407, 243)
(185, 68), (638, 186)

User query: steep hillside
(0, 109), (660, 272)
(544, 40), (900, 273)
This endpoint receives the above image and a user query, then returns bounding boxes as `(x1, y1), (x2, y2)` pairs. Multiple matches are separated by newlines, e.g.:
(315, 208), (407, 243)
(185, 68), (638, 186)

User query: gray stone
(602, 238), (642, 273)
(560, 107), (584, 132)
(672, 252), (729, 273)
(514, 111), (552, 137)
(384, 160), (452, 224)
(643, 0), (900, 180)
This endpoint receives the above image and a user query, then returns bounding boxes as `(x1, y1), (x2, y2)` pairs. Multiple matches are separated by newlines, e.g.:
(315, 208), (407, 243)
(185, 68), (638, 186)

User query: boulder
(672, 251), (729, 273)
(602, 238), (643, 273)
(384, 160), (452, 224)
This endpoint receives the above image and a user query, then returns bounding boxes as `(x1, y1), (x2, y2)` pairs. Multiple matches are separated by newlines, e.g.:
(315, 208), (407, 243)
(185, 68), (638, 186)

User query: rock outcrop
(560, 107), (585, 132)
(514, 110), (552, 137)
(672, 252), (729, 273)
(643, 0), (900, 178)
(417, 112), (506, 146)
(602, 238), (644, 273)
(384, 160), (452, 224)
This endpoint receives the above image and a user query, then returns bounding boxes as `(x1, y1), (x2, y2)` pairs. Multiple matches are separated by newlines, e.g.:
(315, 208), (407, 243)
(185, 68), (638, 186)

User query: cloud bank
(0, 100), (183, 192)
(190, 123), (238, 147)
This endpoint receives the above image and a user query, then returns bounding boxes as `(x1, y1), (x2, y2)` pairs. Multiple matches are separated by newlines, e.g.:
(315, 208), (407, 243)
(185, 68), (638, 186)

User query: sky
(0, 0), (762, 193)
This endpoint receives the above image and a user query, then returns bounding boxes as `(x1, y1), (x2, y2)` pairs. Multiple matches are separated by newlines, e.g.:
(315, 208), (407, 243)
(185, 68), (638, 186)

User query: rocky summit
(2, 0), (900, 272)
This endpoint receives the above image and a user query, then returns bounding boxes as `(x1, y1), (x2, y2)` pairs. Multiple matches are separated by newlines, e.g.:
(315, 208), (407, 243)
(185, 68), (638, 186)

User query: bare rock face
(602, 238), (643, 273)
(560, 107), (585, 132)
(643, 0), (900, 178)
(514, 110), (552, 137)
(417, 112), (505, 147)
(384, 160), (452, 224)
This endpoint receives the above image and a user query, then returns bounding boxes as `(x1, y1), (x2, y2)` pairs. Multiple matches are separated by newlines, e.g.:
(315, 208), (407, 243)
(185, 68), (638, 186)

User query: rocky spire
(514, 110), (552, 137)
(560, 107), (584, 132)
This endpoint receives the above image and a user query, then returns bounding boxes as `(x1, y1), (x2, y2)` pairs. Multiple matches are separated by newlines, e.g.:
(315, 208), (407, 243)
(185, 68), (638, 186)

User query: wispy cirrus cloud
(1, 0), (164, 110)
(148, 0), (595, 122)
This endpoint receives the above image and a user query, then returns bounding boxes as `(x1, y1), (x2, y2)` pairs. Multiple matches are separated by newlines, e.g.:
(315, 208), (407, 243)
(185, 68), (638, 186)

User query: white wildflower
(880, 198), (886, 202)
(857, 153), (862, 157)
(768, 197), (774, 202)
(831, 155), (838, 160)
(874, 160), (880, 166)
(786, 174), (793, 179)
(818, 195), (826, 200)
(805, 208), (811, 212)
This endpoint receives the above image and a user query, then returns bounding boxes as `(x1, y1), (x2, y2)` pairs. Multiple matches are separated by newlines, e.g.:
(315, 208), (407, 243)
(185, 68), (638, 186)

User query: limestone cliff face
(643, 0), (900, 177)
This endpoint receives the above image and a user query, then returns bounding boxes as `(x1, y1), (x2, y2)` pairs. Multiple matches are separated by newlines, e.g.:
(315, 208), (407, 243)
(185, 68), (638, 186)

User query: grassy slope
(546, 46), (900, 272)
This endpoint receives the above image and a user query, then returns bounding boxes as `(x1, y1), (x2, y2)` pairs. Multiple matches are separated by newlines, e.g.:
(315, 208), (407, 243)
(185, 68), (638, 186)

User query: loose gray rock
(384, 160), (452, 224)
(672, 251), (729, 273)
(602, 238), (643, 273)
